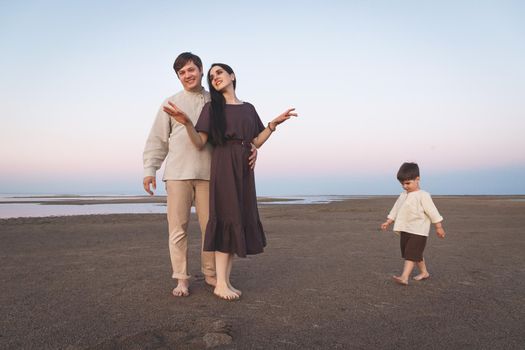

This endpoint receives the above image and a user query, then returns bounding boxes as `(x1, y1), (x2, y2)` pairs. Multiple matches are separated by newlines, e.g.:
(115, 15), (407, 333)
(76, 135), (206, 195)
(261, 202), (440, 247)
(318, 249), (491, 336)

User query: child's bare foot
(393, 275), (408, 286)
(205, 275), (217, 287)
(413, 273), (430, 281)
(172, 279), (190, 297)
(214, 285), (240, 301)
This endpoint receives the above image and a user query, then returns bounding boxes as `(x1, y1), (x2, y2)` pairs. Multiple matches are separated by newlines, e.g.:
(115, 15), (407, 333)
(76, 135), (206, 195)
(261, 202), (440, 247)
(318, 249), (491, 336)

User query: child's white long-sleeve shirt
(387, 190), (443, 237)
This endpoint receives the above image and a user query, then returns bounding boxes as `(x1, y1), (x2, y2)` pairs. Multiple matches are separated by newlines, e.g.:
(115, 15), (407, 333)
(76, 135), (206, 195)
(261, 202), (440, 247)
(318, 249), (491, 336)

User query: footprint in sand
(89, 318), (232, 349)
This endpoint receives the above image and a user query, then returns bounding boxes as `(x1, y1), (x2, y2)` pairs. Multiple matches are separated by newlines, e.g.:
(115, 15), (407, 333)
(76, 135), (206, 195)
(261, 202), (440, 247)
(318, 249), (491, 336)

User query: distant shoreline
(0, 195), (301, 205)
(1, 195), (524, 220)
(1, 194), (524, 206)
(0, 195), (364, 219)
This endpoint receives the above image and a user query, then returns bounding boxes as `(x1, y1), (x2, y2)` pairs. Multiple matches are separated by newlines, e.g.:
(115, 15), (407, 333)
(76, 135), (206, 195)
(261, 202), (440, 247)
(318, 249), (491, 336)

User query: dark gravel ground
(1, 196), (524, 349)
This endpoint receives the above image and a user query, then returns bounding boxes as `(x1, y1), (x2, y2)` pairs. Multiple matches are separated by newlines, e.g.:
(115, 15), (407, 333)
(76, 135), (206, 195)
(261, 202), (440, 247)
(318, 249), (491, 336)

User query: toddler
(381, 162), (446, 285)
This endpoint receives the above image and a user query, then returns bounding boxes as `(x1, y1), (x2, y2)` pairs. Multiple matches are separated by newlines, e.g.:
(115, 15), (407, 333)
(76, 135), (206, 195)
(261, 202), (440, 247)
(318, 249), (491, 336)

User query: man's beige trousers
(166, 180), (215, 279)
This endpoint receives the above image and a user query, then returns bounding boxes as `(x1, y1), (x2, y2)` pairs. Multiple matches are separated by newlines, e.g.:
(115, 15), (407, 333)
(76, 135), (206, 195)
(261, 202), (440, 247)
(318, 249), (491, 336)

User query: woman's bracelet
(267, 122), (276, 132)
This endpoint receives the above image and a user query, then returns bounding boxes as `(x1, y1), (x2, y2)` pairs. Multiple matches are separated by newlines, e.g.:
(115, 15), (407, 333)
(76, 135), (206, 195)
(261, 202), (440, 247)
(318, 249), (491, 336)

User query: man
(143, 52), (255, 297)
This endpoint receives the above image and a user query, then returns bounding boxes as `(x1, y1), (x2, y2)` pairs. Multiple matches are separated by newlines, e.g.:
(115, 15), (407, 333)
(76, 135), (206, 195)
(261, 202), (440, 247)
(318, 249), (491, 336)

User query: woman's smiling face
(209, 65), (235, 92)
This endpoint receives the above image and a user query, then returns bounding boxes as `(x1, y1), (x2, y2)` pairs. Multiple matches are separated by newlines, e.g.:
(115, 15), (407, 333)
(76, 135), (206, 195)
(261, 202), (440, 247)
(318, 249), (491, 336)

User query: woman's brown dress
(195, 102), (266, 257)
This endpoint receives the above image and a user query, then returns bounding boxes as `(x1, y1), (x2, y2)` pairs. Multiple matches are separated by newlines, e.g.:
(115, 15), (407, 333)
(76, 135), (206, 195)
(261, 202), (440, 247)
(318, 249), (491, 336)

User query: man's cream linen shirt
(387, 190), (443, 237)
(143, 89), (212, 180)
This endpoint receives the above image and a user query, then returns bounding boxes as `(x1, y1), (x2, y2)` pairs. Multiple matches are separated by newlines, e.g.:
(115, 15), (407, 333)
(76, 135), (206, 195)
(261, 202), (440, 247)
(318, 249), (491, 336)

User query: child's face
(401, 177), (420, 193)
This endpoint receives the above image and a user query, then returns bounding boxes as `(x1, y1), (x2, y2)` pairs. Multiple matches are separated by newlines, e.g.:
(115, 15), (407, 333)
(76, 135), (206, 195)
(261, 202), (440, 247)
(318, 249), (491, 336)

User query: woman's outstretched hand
(270, 108), (298, 130)
(163, 101), (191, 126)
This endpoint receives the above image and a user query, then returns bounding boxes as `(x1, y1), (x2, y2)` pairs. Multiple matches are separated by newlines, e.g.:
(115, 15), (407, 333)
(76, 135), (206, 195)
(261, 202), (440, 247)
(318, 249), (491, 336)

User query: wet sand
(1, 196), (524, 349)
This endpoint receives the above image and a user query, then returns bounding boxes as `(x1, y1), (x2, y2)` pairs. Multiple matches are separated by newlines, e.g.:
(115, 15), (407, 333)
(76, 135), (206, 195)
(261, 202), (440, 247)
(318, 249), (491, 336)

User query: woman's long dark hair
(207, 63), (236, 146)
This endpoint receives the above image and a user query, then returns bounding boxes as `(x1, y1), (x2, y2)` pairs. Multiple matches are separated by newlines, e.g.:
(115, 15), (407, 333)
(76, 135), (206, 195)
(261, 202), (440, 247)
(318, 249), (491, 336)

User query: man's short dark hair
(173, 52), (203, 75)
(397, 162), (420, 182)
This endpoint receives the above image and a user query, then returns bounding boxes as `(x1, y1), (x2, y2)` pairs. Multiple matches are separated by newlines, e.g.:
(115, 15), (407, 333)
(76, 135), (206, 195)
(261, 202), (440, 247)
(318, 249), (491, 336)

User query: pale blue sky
(1, 1), (524, 195)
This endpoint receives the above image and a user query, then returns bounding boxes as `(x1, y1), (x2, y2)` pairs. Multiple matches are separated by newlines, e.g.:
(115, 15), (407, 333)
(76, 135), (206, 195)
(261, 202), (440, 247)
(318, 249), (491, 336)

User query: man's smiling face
(177, 61), (203, 92)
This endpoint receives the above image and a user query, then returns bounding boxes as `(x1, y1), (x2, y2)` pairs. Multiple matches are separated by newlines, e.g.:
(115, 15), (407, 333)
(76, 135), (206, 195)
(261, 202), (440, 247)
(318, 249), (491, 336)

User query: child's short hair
(397, 162), (420, 182)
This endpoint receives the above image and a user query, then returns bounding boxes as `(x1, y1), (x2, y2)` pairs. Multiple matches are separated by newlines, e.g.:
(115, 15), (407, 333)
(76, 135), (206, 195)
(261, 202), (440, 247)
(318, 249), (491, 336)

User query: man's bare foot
(205, 275), (217, 287)
(393, 275), (408, 286)
(214, 285), (240, 301)
(172, 279), (189, 297)
(413, 273), (430, 281)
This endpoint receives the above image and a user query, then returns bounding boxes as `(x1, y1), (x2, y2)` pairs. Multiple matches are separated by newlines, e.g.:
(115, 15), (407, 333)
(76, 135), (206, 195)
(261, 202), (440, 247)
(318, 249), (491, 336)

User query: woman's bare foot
(205, 275), (217, 287)
(413, 273), (430, 281)
(214, 284), (240, 301)
(393, 275), (408, 286)
(228, 282), (242, 296)
(172, 279), (190, 297)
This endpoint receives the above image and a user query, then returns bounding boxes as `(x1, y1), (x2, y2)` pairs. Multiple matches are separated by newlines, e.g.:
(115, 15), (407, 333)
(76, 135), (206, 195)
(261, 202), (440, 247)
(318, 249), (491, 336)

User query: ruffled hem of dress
(203, 218), (266, 257)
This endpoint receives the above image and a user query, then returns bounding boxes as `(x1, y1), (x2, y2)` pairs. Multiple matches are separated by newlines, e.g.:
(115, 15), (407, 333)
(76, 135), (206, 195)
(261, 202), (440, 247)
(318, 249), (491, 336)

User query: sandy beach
(1, 196), (524, 349)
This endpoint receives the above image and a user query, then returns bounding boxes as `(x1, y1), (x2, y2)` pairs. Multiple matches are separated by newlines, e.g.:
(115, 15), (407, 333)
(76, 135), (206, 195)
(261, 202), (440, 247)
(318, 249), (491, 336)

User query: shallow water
(259, 195), (370, 205)
(0, 195), (368, 219)
(0, 203), (168, 218)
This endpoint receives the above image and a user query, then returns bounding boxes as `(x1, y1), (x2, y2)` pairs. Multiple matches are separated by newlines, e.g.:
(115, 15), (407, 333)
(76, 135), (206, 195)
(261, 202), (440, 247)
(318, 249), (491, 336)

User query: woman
(164, 63), (297, 300)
